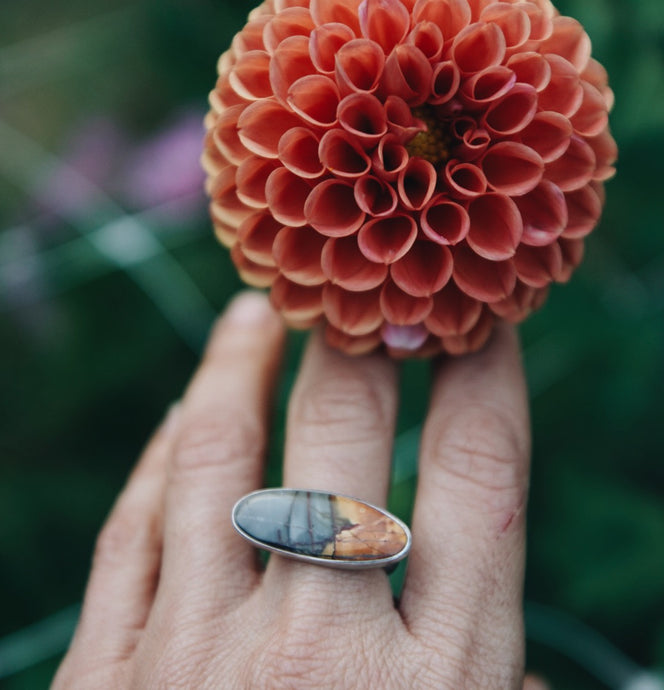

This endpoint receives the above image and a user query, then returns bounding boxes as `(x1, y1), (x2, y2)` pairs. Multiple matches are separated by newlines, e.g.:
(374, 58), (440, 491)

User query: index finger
(401, 324), (530, 674)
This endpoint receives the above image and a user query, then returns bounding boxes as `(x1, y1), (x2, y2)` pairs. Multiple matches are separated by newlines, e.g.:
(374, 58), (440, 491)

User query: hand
(53, 291), (536, 689)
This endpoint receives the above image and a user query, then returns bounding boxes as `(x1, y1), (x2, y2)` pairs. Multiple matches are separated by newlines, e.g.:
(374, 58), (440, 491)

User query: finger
(402, 324), (530, 652)
(263, 330), (399, 606)
(523, 675), (550, 690)
(63, 404), (179, 669)
(156, 292), (285, 607)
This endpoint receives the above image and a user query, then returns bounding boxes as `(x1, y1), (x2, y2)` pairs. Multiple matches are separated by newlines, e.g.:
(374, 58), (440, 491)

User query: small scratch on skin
(498, 496), (526, 536)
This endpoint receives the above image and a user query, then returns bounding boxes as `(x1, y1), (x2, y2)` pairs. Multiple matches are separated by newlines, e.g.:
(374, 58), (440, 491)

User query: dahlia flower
(202, 0), (617, 356)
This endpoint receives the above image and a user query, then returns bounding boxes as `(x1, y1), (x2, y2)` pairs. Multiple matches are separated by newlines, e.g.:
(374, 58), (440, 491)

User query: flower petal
(321, 235), (389, 290)
(390, 239), (453, 296)
(263, 7), (315, 54)
(323, 283), (383, 335)
(556, 237), (585, 282)
(451, 22), (506, 75)
(269, 35), (317, 103)
(442, 307), (494, 354)
(380, 279), (433, 324)
(507, 51), (552, 91)
(407, 21), (445, 63)
(545, 134), (596, 192)
(335, 38), (386, 94)
(237, 211), (282, 266)
(397, 157), (437, 210)
(538, 54), (584, 117)
(384, 95), (426, 140)
(325, 324), (383, 354)
(514, 242), (564, 288)
(319, 129), (372, 177)
(310, 0), (362, 34)
(482, 141), (544, 196)
(467, 193), (523, 260)
(270, 275), (325, 320)
(381, 323), (430, 352)
(430, 60), (461, 105)
(278, 127), (325, 178)
(561, 183), (602, 239)
(420, 195), (470, 245)
(453, 244), (517, 301)
(380, 44), (432, 105)
(265, 167), (311, 226)
(304, 179), (366, 236)
(214, 104), (252, 165)
(480, 3), (531, 51)
(235, 156), (277, 207)
(231, 243), (279, 288)
(337, 92), (389, 146)
(586, 128), (618, 181)
(516, 179), (568, 246)
(424, 281), (482, 336)
(273, 225), (327, 285)
(287, 75), (340, 127)
(412, 0), (472, 41)
(354, 175), (398, 215)
(570, 81), (609, 137)
(482, 83), (538, 136)
(520, 111), (572, 163)
(229, 50), (272, 100)
(540, 16), (591, 72)
(359, 0), (410, 54)
(489, 280), (548, 322)
(371, 134), (409, 180)
(444, 160), (488, 199)
(237, 99), (302, 158)
(460, 65), (517, 109)
(358, 214), (418, 263)
(310, 22), (356, 73)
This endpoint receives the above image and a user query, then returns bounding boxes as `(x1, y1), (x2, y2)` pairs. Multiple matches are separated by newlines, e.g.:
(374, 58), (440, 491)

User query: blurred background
(0, 0), (663, 688)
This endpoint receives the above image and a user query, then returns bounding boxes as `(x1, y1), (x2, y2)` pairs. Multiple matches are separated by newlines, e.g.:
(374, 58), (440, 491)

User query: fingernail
(224, 291), (272, 325)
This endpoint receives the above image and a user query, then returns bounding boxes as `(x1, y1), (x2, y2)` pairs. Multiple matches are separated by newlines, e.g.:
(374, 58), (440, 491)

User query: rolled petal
(442, 307), (494, 354)
(451, 22), (506, 76)
(325, 323), (383, 354)
(482, 83), (538, 136)
(453, 244), (517, 301)
(210, 73), (247, 112)
(231, 243), (279, 287)
(390, 239), (453, 296)
(424, 281), (482, 336)
(335, 39), (385, 94)
(278, 127), (325, 178)
(556, 237), (585, 282)
(309, 22), (356, 73)
(561, 183), (602, 239)
(444, 160), (488, 199)
(304, 179), (366, 236)
(371, 134), (409, 180)
(209, 166), (253, 227)
(358, 0), (410, 54)
(384, 95), (426, 140)
(480, 3), (531, 51)
(323, 283), (383, 335)
(358, 214), (418, 263)
(407, 21), (445, 63)
(310, 0), (362, 35)
(519, 1), (554, 42)
(451, 120), (490, 160)
(235, 156), (277, 207)
(338, 92), (388, 146)
(380, 279), (433, 325)
(570, 81), (609, 137)
(586, 128), (618, 181)
(229, 50), (272, 100)
(420, 195), (470, 245)
(214, 104), (252, 165)
(516, 179), (568, 246)
(380, 44), (432, 106)
(231, 16), (270, 54)
(270, 276), (325, 320)
(460, 65), (517, 109)
(273, 225), (327, 285)
(237, 211), (282, 266)
(354, 175), (398, 215)
(482, 141), (544, 196)
(287, 75), (340, 127)
(237, 99), (302, 158)
(269, 35), (317, 103)
(412, 0), (472, 41)
(319, 129), (372, 177)
(263, 7), (315, 54)
(397, 157), (437, 210)
(430, 60), (461, 105)
(538, 55), (584, 117)
(211, 215), (238, 249)
(520, 111), (573, 163)
(514, 242), (563, 288)
(545, 134), (596, 192)
(540, 16), (591, 72)
(321, 235), (388, 290)
(507, 51), (552, 91)
(489, 281), (548, 322)
(467, 193), (523, 260)
(381, 323), (430, 352)
(265, 167), (312, 226)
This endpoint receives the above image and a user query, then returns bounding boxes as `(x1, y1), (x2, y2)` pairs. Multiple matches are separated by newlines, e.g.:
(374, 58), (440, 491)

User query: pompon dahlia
(202, 0), (617, 357)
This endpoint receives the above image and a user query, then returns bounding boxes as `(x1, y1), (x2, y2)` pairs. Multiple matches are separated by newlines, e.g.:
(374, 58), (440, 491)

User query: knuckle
(93, 513), (138, 567)
(426, 402), (527, 505)
(172, 412), (264, 479)
(291, 372), (391, 446)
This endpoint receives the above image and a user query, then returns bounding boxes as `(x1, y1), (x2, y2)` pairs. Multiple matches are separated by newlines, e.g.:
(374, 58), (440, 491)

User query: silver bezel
(231, 488), (412, 570)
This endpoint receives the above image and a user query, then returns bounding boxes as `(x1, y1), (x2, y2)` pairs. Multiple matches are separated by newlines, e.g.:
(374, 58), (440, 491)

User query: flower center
(405, 106), (451, 166)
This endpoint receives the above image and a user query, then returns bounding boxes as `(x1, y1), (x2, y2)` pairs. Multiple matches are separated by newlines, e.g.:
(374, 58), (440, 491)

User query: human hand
(53, 291), (535, 689)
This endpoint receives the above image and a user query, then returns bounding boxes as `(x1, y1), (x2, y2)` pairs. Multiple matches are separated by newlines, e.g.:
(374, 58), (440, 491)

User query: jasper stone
(232, 489), (410, 568)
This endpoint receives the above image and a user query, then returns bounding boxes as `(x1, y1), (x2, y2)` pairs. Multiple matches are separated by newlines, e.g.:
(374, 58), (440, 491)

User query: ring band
(232, 488), (412, 570)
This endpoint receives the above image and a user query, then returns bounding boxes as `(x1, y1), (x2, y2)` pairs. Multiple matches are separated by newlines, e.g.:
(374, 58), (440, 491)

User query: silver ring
(231, 488), (412, 570)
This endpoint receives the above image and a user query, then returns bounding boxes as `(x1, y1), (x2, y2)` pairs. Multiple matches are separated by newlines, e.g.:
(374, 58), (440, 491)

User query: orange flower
(202, 0), (617, 356)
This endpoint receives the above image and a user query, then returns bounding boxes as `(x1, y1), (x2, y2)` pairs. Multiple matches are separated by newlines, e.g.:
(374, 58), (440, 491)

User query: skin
(53, 291), (544, 690)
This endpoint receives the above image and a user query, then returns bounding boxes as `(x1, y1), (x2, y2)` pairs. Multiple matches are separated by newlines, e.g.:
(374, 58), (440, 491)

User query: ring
(232, 488), (411, 570)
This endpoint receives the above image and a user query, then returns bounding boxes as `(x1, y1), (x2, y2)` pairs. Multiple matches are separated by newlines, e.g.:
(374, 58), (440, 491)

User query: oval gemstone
(232, 489), (411, 569)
